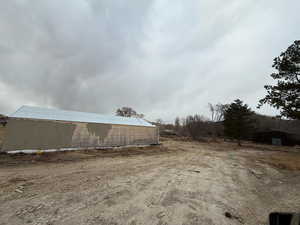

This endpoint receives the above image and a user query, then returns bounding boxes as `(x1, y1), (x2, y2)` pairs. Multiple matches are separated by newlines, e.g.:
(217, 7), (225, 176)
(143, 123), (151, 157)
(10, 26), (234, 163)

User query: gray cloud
(0, 0), (299, 121)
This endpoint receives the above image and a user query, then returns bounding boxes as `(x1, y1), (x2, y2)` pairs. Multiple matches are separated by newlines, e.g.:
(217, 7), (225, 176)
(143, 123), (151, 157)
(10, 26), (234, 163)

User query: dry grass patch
(0, 145), (172, 168)
(249, 152), (300, 171)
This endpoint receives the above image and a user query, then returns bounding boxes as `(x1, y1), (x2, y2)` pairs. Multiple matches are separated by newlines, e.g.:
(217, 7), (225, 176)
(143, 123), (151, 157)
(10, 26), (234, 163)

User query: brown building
(1, 106), (159, 152)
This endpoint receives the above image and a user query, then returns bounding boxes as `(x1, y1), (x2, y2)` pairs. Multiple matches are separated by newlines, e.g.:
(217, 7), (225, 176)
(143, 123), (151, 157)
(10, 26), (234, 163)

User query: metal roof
(10, 106), (155, 127)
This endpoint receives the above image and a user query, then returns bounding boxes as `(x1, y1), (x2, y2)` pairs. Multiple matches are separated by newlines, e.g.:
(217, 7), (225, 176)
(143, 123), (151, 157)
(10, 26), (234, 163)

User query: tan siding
(1, 118), (159, 151)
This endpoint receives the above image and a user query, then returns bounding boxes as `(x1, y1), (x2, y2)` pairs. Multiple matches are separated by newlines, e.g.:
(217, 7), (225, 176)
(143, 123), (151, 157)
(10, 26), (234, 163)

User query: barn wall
(0, 124), (6, 149)
(1, 118), (158, 151)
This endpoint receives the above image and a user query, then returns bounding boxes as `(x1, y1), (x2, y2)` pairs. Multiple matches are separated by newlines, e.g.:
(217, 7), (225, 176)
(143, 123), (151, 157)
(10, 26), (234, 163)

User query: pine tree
(258, 40), (300, 120)
(224, 99), (254, 146)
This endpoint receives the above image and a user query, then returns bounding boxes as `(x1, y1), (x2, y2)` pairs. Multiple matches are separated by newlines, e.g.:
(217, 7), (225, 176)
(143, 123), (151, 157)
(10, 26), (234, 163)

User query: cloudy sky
(0, 0), (299, 121)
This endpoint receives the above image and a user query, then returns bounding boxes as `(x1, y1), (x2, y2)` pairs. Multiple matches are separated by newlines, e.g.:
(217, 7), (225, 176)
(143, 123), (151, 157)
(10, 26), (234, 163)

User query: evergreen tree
(258, 40), (300, 119)
(224, 99), (254, 146)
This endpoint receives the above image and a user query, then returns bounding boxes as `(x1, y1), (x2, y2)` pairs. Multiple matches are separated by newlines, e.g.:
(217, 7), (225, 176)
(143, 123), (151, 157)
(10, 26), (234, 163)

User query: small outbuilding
(1, 106), (159, 152)
(253, 129), (299, 146)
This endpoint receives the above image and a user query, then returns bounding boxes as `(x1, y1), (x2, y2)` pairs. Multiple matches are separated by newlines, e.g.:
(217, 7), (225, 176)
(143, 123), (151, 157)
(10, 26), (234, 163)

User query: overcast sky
(0, 0), (299, 121)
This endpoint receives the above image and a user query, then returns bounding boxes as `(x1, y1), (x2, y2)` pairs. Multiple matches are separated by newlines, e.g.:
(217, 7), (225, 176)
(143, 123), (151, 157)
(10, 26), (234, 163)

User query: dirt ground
(0, 138), (300, 225)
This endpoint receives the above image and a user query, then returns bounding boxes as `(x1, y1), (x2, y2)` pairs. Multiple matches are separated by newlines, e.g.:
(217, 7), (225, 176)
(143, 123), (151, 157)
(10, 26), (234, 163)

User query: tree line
(173, 40), (299, 145)
(116, 40), (300, 145)
(170, 100), (254, 146)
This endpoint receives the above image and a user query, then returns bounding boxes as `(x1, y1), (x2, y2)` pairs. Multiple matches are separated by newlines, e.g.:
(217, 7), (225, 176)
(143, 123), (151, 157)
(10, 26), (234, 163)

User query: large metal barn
(1, 106), (159, 152)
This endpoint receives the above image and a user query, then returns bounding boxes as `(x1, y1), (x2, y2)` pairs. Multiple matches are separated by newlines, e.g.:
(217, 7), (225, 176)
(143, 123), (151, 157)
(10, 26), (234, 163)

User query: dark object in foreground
(224, 212), (233, 218)
(269, 212), (300, 225)
(224, 212), (243, 223)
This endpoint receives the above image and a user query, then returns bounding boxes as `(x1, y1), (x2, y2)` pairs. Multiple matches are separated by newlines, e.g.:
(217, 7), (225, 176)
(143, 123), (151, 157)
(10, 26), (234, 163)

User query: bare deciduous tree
(116, 107), (144, 118)
(184, 114), (208, 140)
(208, 103), (228, 122)
(174, 117), (180, 131)
(156, 118), (163, 125)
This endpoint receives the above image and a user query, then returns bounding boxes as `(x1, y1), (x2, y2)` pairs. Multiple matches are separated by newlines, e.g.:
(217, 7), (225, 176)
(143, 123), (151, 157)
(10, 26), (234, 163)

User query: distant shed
(253, 130), (299, 146)
(1, 106), (159, 152)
